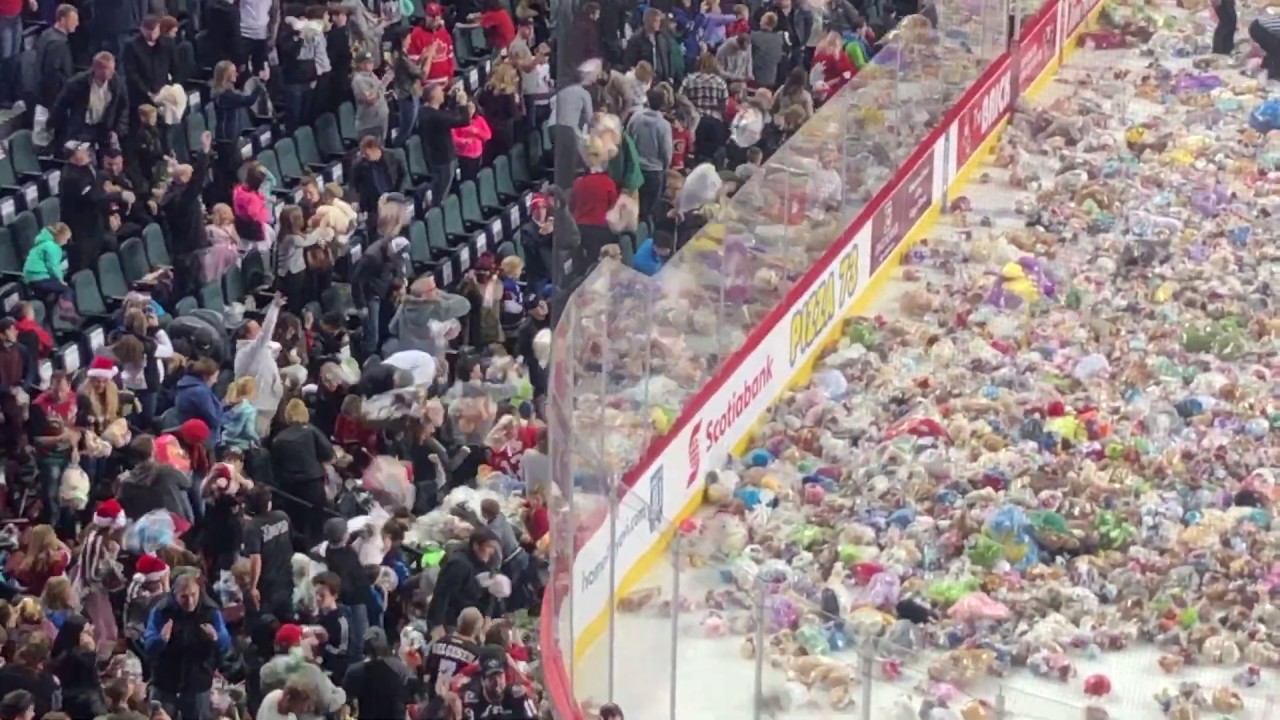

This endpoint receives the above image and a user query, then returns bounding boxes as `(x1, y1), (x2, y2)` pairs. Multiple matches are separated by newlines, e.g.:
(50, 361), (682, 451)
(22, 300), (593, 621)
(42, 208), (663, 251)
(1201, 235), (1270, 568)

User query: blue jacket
(632, 238), (665, 276)
(221, 400), (259, 451)
(174, 375), (225, 440)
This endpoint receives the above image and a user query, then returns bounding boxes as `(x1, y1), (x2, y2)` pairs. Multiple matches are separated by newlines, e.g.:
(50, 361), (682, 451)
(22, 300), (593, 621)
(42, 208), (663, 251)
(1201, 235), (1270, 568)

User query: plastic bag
(124, 510), (177, 555)
(1249, 99), (1280, 133)
(362, 456), (415, 509)
(59, 459), (90, 510)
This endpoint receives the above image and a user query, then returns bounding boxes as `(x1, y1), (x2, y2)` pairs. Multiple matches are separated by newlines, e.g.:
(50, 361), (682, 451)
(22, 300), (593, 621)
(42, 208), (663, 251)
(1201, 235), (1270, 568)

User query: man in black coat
(426, 527), (503, 632)
(123, 16), (174, 114)
(622, 9), (675, 82)
(160, 132), (213, 295)
(514, 293), (549, 405)
(142, 574), (232, 720)
(32, 5), (79, 137)
(49, 52), (130, 149)
(60, 142), (133, 273)
(349, 136), (406, 233)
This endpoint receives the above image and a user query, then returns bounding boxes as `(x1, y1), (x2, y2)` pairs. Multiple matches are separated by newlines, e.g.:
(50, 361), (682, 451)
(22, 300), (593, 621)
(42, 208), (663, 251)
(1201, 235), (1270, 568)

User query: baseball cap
(481, 654), (506, 676)
(424, 2), (444, 15)
(274, 623), (304, 648)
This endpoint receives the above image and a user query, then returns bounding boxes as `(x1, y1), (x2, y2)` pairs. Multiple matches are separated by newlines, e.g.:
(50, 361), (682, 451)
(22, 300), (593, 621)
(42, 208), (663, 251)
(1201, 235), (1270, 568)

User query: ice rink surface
(567, 19), (1280, 720)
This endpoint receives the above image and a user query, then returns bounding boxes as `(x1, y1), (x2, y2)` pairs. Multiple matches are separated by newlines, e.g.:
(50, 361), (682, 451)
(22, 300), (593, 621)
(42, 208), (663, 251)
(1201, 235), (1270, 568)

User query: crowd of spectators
(0, 0), (918, 714)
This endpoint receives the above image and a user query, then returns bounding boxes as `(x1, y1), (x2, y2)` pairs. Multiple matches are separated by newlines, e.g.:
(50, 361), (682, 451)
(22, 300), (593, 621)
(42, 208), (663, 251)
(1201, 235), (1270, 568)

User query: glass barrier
(541, 0), (1027, 715)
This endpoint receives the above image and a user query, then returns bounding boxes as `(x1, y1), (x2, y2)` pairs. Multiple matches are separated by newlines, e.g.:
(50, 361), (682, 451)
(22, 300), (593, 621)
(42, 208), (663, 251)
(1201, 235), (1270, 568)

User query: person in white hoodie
(233, 294), (286, 437)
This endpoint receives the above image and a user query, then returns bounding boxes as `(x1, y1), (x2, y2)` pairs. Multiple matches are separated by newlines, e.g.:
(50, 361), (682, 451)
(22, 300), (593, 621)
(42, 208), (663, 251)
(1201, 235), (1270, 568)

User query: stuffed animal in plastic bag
(59, 458), (90, 511)
(362, 456), (415, 509)
(101, 418), (132, 449)
(1249, 99), (1280, 133)
(982, 505), (1040, 570)
(124, 510), (177, 555)
(677, 164), (723, 215)
(291, 553), (326, 616)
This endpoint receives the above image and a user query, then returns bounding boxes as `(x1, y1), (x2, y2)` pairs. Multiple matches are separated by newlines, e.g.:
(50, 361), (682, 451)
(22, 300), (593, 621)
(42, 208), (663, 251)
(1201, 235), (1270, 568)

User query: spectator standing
(160, 133), (214, 294)
(680, 52), (729, 119)
(813, 31), (855, 101)
(325, 6), (352, 107)
(774, 67), (814, 123)
(624, 9), (676, 83)
(233, 295), (285, 438)
(565, 1), (602, 70)
(69, 499), (127, 657)
(61, 142), (132, 274)
(696, 0), (739, 48)
(241, 486), (294, 620)
(310, 572), (352, 680)
(349, 137), (407, 231)
(117, 434), (195, 524)
(0, 638), (58, 717)
(238, 0), (279, 73)
(341, 627), (410, 720)
(351, 207), (406, 356)
(0, 320), (25, 458)
(268, 399), (334, 547)
(0, 0), (28, 64)
(626, 88), (674, 223)
(418, 83), (473, 205)
(510, 21), (552, 132)
(50, 615), (108, 717)
(123, 16), (174, 114)
(408, 3), (454, 84)
(468, 0), (517, 51)
(113, 308), (174, 430)
(142, 573), (233, 720)
(29, 372), (80, 531)
(1251, 15), (1280, 79)
(825, 0), (863, 36)
(50, 52), (130, 150)
(351, 51), (392, 142)
(452, 104), (492, 182)
(477, 64), (522, 163)
(320, 518), (371, 664)
(211, 61), (269, 200)
(426, 528), (503, 633)
(750, 13), (787, 88)
(389, 27), (426, 148)
(94, 0), (145, 62)
(716, 33), (752, 83)
(32, 5), (79, 142)
(569, 138), (619, 261)
(175, 358), (226, 441)
(759, 0), (813, 69)
(273, 205), (311, 313)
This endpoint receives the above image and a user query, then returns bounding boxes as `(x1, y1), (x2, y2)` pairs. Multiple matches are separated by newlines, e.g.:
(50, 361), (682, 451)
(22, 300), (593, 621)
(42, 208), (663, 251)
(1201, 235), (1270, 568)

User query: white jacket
(233, 303), (284, 415)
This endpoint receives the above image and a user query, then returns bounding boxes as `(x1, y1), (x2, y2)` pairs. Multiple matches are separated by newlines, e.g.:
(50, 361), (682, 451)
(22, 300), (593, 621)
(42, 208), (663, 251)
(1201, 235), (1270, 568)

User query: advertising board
(953, 56), (1014, 171)
(1018, 0), (1061, 93)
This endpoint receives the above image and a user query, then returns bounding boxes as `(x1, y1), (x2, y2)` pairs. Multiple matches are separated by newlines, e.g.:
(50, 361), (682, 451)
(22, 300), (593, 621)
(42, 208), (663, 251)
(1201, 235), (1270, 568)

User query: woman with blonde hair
(41, 577), (76, 632)
(478, 63), (523, 162)
(12, 525), (71, 597)
(211, 60), (270, 200)
(221, 377), (261, 452)
(268, 398), (335, 546)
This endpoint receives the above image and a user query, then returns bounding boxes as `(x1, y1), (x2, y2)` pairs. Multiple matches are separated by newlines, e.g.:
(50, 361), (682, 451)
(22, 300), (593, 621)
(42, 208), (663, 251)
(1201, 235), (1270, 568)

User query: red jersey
(814, 48), (856, 102)
(479, 10), (516, 50)
(16, 317), (53, 357)
(671, 124), (692, 171)
(569, 172), (618, 227)
(725, 18), (749, 37)
(408, 26), (456, 82)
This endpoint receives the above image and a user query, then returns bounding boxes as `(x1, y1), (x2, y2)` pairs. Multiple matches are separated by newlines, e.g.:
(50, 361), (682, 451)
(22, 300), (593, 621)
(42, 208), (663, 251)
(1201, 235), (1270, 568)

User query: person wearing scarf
(71, 501), (126, 658)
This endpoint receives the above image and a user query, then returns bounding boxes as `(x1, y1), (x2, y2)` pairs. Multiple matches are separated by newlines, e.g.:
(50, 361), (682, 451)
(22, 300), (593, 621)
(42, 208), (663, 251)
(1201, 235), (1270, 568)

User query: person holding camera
(418, 82), (474, 205)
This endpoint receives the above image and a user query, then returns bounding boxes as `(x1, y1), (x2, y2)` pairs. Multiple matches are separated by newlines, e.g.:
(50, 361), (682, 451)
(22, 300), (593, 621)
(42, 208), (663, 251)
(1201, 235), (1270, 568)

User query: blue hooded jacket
(174, 375), (225, 441)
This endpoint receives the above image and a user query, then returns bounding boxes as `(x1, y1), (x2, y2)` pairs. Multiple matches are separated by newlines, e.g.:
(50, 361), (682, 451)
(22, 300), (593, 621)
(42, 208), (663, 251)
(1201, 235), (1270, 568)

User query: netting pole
(668, 533), (681, 720)
(939, 130), (952, 215)
(606, 464), (618, 702)
(752, 585), (766, 720)
(859, 643), (873, 720)
(995, 687), (1008, 720)
(1011, 0), (1024, 101)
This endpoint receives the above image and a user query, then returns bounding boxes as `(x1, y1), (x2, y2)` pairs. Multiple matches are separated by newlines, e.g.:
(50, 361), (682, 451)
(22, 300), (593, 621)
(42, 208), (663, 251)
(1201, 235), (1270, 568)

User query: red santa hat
(87, 356), (119, 379)
(93, 498), (127, 529)
(135, 554), (169, 582)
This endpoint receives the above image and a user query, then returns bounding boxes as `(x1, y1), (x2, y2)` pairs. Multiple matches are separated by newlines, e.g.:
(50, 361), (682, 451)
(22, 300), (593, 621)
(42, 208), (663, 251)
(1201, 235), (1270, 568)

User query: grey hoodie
(117, 460), (194, 523)
(626, 108), (674, 173)
(387, 292), (471, 355)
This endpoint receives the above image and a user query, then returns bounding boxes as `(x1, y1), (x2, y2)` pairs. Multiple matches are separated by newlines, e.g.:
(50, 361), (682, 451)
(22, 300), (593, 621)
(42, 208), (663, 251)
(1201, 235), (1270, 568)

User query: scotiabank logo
(686, 420), (703, 488)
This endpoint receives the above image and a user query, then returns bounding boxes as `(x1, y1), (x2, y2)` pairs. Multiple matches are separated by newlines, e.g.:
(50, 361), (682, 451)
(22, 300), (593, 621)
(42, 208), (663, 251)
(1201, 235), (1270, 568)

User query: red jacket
(334, 415), (379, 450)
(569, 173), (618, 227)
(725, 18), (749, 37)
(814, 48), (856, 101)
(479, 10), (516, 50)
(16, 317), (53, 358)
(408, 26), (456, 82)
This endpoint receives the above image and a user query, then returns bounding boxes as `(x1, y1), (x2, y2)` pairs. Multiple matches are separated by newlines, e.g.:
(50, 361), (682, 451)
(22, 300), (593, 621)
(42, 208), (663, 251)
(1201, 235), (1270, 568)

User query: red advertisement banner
(1063, 0), (1090, 38)
(870, 155), (934, 270)
(1018, 0), (1060, 93)
(954, 58), (1013, 170)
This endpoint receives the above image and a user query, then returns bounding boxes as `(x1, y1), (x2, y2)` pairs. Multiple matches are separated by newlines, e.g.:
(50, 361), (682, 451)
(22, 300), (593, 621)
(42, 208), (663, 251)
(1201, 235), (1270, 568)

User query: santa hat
(127, 554), (170, 605)
(135, 554), (169, 582)
(87, 357), (119, 380)
(93, 498), (127, 529)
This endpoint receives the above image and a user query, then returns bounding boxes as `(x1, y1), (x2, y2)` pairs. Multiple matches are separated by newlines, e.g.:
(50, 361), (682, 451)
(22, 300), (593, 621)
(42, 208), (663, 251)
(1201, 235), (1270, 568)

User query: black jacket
(123, 36), (175, 110)
(50, 71), (130, 145)
(118, 459), (193, 522)
(417, 104), (471, 167)
(324, 544), (373, 612)
(160, 151), (212, 257)
(425, 547), (494, 628)
(349, 153), (407, 214)
(34, 27), (74, 108)
(144, 593), (230, 695)
(0, 665), (59, 717)
(269, 423), (334, 485)
(623, 31), (675, 82)
(515, 313), (549, 398)
(60, 162), (124, 263)
(349, 236), (401, 307)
